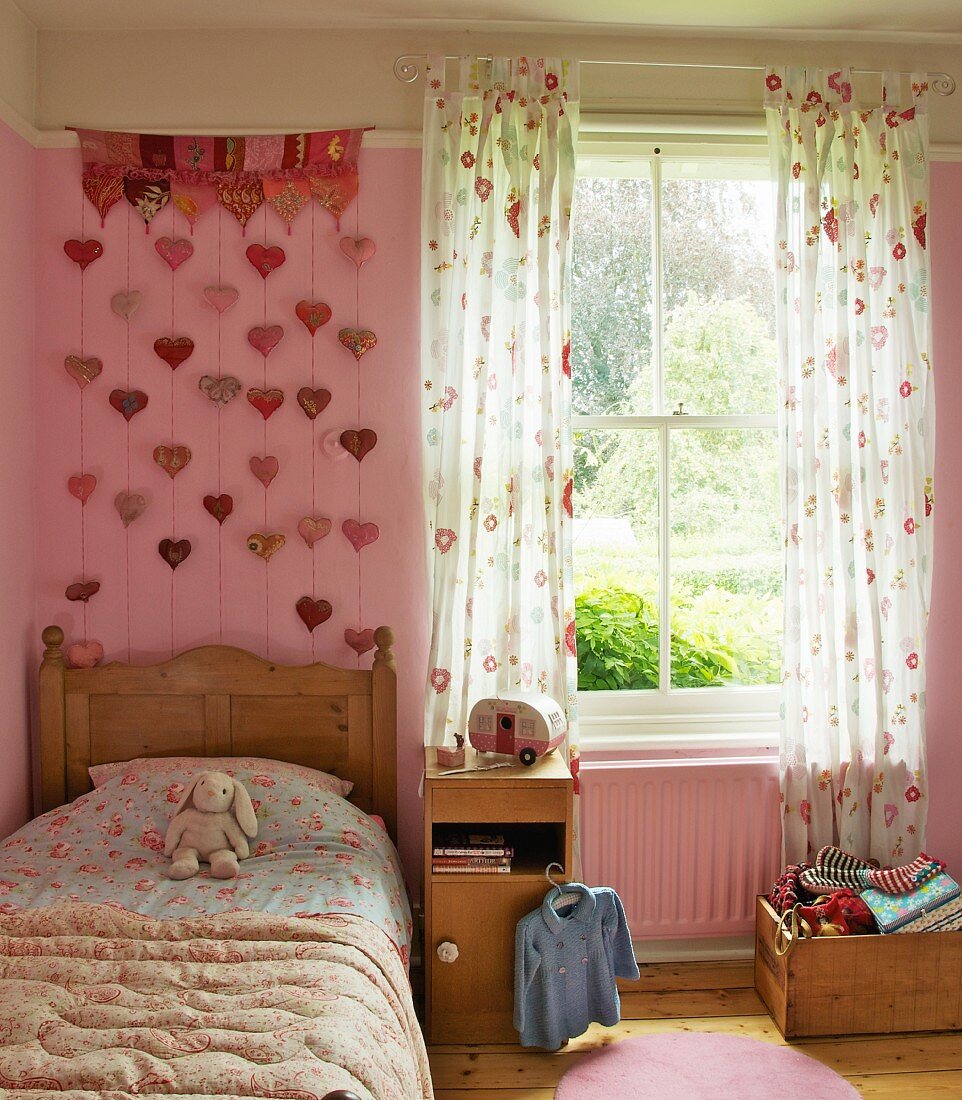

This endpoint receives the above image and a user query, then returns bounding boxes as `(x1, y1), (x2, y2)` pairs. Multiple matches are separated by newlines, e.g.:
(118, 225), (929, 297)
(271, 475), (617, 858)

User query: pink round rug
(554, 1033), (859, 1099)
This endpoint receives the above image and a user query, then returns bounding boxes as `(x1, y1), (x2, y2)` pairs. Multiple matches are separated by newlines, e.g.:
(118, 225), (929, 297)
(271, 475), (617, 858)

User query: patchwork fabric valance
(70, 126), (370, 232)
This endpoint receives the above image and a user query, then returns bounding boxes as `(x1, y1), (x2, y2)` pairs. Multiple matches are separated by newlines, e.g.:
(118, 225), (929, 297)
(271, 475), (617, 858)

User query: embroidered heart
(67, 641), (104, 669)
(247, 388), (284, 420)
(295, 300), (332, 335)
(159, 538), (192, 569)
(65, 580), (100, 602)
(296, 596), (333, 632)
(153, 336), (194, 370)
(338, 327), (377, 361)
(153, 445), (191, 479)
(202, 285), (239, 314)
(249, 455), (279, 488)
(198, 374), (241, 407)
(297, 516), (332, 547)
(338, 236), (376, 268)
(109, 388), (148, 421)
(339, 428), (377, 462)
(64, 355), (102, 390)
(247, 325), (284, 358)
(203, 493), (233, 524)
(296, 387), (331, 420)
(63, 239), (103, 270)
(342, 519), (379, 552)
(246, 244), (286, 279)
(114, 491), (146, 527)
(110, 290), (142, 321)
(246, 532), (286, 561)
(155, 236), (194, 271)
(68, 474), (96, 504)
(344, 627), (376, 655)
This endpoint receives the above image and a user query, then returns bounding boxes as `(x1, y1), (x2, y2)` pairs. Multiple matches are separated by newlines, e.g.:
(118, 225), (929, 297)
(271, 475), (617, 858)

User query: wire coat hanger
(545, 861), (586, 911)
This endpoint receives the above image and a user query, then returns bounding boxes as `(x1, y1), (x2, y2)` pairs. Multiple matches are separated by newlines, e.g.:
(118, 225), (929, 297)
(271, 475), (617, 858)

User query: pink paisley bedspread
(0, 903), (433, 1099)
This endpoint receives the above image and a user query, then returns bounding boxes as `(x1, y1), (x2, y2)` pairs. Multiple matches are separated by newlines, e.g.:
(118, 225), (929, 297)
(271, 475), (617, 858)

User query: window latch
(672, 402), (688, 416)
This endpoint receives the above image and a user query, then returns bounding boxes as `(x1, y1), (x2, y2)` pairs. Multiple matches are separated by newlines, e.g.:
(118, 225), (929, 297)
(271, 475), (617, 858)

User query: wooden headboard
(38, 625), (398, 841)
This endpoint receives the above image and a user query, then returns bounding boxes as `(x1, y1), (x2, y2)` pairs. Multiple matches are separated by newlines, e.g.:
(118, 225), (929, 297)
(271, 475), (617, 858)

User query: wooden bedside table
(423, 745), (573, 1044)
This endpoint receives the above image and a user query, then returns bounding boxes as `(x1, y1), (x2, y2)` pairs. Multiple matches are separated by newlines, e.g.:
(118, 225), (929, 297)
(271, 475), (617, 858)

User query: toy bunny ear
(173, 773), (205, 817)
(232, 779), (258, 838)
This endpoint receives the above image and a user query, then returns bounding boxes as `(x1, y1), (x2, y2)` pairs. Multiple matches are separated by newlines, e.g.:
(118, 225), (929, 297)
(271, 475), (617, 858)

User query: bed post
(371, 626), (398, 842)
(39, 625), (67, 814)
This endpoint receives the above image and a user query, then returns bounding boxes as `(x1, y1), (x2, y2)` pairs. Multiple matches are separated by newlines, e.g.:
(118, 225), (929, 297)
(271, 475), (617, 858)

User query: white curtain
(419, 56), (581, 803)
(766, 67), (934, 864)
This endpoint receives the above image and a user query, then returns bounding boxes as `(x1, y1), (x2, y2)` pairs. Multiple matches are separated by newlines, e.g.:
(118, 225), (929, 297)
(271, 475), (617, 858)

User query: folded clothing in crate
(862, 872), (961, 933)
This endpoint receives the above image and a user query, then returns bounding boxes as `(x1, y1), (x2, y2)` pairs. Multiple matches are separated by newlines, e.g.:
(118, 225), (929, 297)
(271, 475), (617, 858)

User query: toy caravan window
(477, 714), (492, 731)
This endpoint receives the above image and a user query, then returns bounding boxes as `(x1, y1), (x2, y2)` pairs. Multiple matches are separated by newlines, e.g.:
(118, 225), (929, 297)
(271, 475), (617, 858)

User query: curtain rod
(393, 54), (956, 95)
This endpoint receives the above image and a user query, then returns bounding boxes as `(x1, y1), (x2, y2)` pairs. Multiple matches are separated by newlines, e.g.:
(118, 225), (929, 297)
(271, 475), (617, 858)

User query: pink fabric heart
(155, 236), (194, 271)
(110, 290), (142, 321)
(171, 181), (217, 227)
(297, 516), (333, 547)
(203, 285), (239, 314)
(339, 236), (377, 268)
(342, 519), (379, 552)
(68, 474), (97, 504)
(345, 628), (376, 655)
(248, 325), (284, 358)
(114, 491), (146, 527)
(249, 455), (279, 489)
(66, 641), (104, 669)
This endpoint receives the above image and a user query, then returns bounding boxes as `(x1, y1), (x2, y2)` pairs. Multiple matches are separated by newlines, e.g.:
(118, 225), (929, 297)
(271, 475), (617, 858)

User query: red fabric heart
(338, 327), (377, 361)
(64, 355), (102, 390)
(247, 325), (284, 358)
(297, 516), (332, 547)
(83, 175), (124, 223)
(154, 236), (194, 271)
(203, 494), (233, 524)
(246, 244), (286, 279)
(247, 388), (284, 420)
(295, 300), (333, 335)
(249, 455), (279, 488)
(63, 239), (103, 270)
(339, 428), (377, 462)
(338, 236), (376, 268)
(68, 474), (96, 504)
(109, 388), (148, 421)
(65, 581), (100, 602)
(153, 336), (195, 369)
(342, 519), (379, 552)
(296, 596), (333, 632)
(153, 445), (191, 479)
(158, 538), (192, 570)
(344, 627), (376, 655)
(67, 640), (104, 668)
(296, 387), (331, 420)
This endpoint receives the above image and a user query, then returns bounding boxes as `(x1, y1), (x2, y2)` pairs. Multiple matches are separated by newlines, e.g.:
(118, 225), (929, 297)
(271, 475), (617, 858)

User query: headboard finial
(42, 625), (65, 664)
(373, 625), (396, 671)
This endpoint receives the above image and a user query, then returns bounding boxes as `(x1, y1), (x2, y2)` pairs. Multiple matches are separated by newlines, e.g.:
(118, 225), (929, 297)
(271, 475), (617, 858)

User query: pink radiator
(580, 757), (782, 939)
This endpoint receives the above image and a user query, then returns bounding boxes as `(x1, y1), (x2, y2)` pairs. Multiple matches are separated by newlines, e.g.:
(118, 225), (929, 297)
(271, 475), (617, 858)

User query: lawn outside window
(571, 153), (782, 747)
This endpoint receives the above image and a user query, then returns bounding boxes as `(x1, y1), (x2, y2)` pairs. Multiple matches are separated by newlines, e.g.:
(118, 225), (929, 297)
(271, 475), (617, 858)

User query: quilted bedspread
(0, 904), (433, 1099)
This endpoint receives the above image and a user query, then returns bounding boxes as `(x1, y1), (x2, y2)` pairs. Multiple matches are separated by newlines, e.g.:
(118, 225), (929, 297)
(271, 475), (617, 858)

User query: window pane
(571, 176), (653, 415)
(669, 428), (782, 688)
(573, 428), (659, 691)
(661, 176), (776, 415)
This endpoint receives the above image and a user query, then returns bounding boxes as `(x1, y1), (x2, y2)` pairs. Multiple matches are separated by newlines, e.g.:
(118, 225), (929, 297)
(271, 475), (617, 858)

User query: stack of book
(432, 832), (514, 874)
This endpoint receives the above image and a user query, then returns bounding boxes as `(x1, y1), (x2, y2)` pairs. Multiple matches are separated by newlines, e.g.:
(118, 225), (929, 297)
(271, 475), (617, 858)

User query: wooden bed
(37, 624), (398, 842)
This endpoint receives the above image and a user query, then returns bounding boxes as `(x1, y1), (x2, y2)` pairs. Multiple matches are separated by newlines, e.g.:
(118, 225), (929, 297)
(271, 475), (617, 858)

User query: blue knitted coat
(513, 883), (639, 1048)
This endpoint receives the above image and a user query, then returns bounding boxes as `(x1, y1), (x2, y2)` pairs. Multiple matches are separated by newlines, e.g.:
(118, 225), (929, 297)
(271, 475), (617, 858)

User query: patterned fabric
(0, 767), (412, 960)
(768, 862), (814, 914)
(419, 56), (582, 831)
(765, 67), (934, 865)
(862, 871), (960, 932)
(864, 851), (945, 893)
(0, 905), (432, 1098)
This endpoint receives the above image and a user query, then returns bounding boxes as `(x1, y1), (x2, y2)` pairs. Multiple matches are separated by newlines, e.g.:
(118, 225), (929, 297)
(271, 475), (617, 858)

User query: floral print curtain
(766, 67), (934, 864)
(420, 56), (581, 794)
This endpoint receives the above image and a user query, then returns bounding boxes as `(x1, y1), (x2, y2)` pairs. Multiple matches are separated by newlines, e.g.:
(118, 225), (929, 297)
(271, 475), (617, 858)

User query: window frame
(572, 150), (781, 746)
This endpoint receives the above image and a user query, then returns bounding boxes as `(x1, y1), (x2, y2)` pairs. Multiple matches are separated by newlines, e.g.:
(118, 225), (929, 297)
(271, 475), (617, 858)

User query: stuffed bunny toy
(164, 770), (258, 880)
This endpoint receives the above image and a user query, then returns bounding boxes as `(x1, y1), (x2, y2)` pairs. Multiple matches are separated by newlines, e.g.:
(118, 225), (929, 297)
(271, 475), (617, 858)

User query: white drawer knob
(437, 941), (459, 964)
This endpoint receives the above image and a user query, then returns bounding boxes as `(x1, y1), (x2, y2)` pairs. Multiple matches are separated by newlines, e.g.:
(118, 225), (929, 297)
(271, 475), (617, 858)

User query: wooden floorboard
(427, 961), (962, 1096)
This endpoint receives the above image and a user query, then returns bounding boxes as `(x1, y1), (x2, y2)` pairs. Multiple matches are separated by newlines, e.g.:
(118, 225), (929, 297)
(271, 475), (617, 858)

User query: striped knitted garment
(799, 845), (945, 896)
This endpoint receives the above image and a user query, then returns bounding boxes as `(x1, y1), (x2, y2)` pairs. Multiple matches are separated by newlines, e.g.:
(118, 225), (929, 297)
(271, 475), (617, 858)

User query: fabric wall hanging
(71, 127), (370, 232)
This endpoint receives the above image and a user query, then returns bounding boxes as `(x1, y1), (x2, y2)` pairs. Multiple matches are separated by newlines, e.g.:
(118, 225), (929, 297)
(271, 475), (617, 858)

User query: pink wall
(33, 146), (428, 883)
(0, 120), (37, 838)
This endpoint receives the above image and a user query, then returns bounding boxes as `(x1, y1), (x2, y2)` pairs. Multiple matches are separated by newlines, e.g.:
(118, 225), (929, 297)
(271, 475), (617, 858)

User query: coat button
(581, 957), (588, 964)
(558, 966), (566, 974)
(557, 942), (564, 949)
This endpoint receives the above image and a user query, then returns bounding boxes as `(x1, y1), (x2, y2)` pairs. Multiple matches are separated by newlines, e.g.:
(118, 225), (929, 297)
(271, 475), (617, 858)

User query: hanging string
(169, 201), (176, 658)
(262, 204), (270, 658)
(125, 208), (132, 661)
(217, 208), (224, 644)
(355, 194), (362, 668)
(310, 201), (317, 662)
(80, 191), (88, 643)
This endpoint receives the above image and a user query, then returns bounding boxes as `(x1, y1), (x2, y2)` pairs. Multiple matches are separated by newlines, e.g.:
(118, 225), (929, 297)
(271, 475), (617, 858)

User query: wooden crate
(754, 895), (962, 1038)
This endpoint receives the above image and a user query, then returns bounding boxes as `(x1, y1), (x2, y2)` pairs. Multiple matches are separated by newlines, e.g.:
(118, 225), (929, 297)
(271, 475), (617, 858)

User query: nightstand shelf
(423, 746), (574, 1045)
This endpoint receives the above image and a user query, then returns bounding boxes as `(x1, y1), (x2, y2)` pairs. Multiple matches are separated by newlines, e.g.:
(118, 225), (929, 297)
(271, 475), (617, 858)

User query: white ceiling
(12, 0), (962, 35)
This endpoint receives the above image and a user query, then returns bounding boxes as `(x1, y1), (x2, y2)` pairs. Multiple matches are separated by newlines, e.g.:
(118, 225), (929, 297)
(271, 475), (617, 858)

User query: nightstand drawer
(432, 785), (567, 824)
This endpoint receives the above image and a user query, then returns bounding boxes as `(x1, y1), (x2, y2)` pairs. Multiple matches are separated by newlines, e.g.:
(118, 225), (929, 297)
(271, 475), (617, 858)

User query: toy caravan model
(468, 693), (567, 766)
